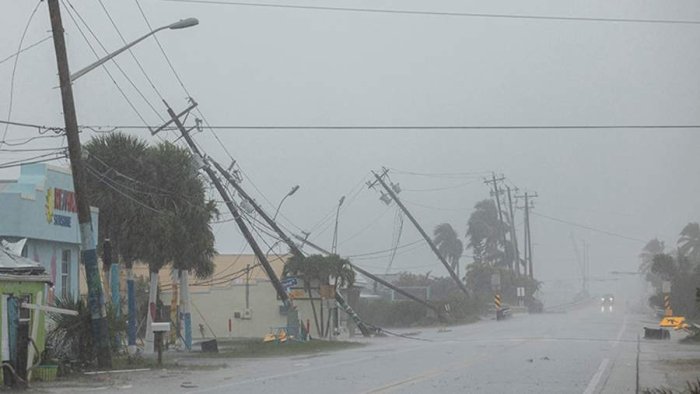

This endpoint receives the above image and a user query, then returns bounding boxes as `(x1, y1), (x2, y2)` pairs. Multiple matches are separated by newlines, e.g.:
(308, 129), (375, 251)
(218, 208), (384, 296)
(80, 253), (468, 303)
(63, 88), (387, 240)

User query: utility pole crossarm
(371, 171), (470, 297)
(211, 157), (374, 337)
(162, 102), (290, 306)
(209, 159), (302, 257)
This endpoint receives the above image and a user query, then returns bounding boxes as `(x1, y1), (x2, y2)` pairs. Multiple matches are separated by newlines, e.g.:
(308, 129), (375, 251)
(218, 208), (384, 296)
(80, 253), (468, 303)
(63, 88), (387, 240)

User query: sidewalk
(639, 327), (700, 392)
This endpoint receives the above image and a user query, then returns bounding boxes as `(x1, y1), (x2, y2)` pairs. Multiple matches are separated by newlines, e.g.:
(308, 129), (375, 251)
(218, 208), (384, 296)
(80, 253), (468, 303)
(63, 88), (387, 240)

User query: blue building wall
(0, 164), (98, 300)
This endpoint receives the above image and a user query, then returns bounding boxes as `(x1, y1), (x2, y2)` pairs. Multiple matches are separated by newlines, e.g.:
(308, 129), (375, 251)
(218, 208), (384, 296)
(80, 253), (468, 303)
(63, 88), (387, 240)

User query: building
(133, 254), (290, 339)
(0, 245), (52, 385)
(0, 164), (98, 300)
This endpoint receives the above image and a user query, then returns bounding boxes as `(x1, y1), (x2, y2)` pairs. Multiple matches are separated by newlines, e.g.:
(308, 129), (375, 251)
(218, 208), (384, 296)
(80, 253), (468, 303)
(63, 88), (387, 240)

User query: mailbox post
(151, 322), (170, 366)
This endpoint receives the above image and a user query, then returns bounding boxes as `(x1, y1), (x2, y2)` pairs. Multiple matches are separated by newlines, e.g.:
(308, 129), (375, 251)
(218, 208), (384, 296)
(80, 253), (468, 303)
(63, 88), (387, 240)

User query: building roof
(0, 245), (49, 277)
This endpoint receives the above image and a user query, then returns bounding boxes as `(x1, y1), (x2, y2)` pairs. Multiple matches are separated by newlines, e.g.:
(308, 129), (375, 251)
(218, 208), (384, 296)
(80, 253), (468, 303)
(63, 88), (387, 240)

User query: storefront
(0, 163), (98, 301)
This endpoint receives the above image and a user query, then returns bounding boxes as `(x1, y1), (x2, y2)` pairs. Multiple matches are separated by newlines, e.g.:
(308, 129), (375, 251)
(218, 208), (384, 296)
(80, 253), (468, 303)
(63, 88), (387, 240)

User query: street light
(331, 196), (345, 254)
(273, 185), (300, 221)
(70, 17), (199, 82)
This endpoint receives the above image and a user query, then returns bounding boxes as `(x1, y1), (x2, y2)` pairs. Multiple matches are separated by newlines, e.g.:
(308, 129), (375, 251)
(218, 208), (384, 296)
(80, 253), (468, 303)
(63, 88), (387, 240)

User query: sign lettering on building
(45, 187), (77, 227)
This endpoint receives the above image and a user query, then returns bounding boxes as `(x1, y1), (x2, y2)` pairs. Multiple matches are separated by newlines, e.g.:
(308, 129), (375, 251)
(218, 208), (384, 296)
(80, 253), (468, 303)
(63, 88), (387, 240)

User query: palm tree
(678, 222), (700, 263)
(639, 238), (665, 273)
(433, 223), (464, 277)
(466, 200), (508, 267)
(84, 133), (149, 353)
(283, 254), (355, 337)
(140, 142), (217, 353)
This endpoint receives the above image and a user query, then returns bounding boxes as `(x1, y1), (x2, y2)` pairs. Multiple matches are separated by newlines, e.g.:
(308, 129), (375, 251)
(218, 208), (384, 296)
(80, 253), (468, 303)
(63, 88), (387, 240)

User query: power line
(0, 36), (52, 66)
(74, 124), (700, 131)
(1, 1), (43, 149)
(531, 211), (647, 243)
(164, 0), (700, 26)
(345, 239), (424, 258)
(97, 0), (166, 101)
(59, 0), (154, 128)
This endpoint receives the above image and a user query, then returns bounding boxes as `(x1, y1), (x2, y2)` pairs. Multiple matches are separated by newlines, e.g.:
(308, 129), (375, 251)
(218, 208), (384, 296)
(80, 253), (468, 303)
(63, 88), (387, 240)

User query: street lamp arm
(69, 18), (198, 83)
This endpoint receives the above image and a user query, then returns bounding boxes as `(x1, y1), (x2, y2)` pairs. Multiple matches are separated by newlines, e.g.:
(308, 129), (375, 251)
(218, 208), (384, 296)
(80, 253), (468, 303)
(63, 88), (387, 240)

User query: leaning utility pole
(296, 235), (444, 318)
(371, 170), (470, 297)
(484, 174), (510, 271)
(47, 0), (111, 368)
(157, 100), (290, 306)
(505, 186), (520, 276)
(208, 159), (372, 337)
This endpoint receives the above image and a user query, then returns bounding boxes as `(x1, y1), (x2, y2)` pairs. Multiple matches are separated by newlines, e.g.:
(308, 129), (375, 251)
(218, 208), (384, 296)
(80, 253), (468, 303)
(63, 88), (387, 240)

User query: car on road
(601, 294), (614, 312)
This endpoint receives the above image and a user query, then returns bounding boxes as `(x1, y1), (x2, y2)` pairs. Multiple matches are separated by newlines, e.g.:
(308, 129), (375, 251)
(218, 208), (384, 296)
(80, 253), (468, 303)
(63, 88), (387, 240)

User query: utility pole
(516, 192), (537, 279)
(208, 159), (373, 337)
(371, 170), (470, 297)
(484, 174), (510, 271)
(505, 186), (520, 276)
(158, 100), (290, 306)
(47, 0), (111, 368)
(296, 235), (444, 318)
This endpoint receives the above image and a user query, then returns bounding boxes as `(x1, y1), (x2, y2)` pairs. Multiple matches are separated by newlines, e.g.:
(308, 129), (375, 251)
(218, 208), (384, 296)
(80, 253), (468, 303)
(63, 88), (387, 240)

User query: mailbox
(152, 322), (170, 332)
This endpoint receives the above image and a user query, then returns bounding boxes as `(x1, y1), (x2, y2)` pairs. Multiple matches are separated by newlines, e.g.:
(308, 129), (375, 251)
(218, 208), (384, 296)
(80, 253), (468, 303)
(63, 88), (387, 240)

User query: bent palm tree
(466, 200), (507, 266)
(433, 223), (464, 277)
(678, 222), (700, 263)
(639, 238), (665, 273)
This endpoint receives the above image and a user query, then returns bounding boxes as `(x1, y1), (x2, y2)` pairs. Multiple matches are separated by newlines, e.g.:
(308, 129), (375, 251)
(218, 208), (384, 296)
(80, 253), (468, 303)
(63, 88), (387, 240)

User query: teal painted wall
(0, 164), (98, 299)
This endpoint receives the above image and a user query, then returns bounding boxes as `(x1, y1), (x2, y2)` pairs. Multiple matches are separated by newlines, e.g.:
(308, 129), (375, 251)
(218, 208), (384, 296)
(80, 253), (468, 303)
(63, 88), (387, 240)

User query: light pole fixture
(273, 185), (300, 221)
(331, 195), (345, 254)
(70, 17), (199, 82)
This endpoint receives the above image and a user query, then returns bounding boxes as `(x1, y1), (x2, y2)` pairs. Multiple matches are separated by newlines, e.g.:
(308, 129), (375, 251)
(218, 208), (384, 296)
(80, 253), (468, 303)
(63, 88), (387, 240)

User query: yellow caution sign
(663, 295), (673, 317)
(659, 316), (689, 330)
(494, 294), (502, 310)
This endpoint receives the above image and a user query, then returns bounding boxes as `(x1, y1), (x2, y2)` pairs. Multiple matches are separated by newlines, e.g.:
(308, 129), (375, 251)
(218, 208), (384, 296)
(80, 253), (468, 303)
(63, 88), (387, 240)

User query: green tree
(678, 222), (700, 263)
(140, 142), (217, 353)
(466, 200), (508, 267)
(284, 254), (354, 337)
(638, 238), (665, 273)
(83, 135), (216, 354)
(433, 223), (464, 277)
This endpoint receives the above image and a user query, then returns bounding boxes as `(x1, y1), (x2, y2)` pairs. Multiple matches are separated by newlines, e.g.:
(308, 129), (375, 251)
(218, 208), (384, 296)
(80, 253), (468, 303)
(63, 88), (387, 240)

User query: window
(19, 294), (31, 322)
(61, 249), (71, 299)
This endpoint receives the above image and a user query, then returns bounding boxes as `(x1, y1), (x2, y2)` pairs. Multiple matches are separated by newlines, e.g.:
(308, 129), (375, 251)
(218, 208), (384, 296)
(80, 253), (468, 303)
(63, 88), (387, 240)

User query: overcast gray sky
(2, 0), (700, 292)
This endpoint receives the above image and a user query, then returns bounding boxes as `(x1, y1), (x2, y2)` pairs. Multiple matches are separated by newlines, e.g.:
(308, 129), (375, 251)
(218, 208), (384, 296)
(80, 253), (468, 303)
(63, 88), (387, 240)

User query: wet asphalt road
(176, 303), (639, 394)
(43, 303), (661, 394)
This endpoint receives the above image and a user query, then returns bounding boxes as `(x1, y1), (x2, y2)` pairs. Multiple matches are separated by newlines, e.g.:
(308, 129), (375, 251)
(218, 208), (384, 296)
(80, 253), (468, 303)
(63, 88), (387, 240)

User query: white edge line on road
(189, 355), (377, 394)
(612, 315), (627, 348)
(583, 358), (610, 394)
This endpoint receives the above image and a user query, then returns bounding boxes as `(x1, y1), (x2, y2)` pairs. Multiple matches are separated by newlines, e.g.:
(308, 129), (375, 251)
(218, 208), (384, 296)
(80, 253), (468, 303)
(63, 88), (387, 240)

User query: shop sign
(45, 187), (77, 227)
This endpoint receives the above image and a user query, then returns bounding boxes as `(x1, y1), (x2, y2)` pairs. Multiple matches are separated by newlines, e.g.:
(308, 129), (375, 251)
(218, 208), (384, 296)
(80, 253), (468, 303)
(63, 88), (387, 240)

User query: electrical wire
(72, 124), (700, 131)
(384, 208), (404, 275)
(164, 0), (700, 25)
(530, 211), (646, 243)
(84, 164), (168, 214)
(1, 1), (43, 149)
(97, 0), (165, 100)
(345, 239), (424, 258)
(401, 179), (482, 192)
(60, 0), (158, 126)
(338, 204), (391, 245)
(0, 36), (51, 66)
(0, 151), (67, 168)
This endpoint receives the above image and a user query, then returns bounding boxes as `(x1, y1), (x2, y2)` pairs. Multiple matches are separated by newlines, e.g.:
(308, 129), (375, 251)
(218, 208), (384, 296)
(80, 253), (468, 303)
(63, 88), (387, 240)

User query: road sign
(281, 277), (298, 288)
(662, 281), (671, 294)
(494, 294), (502, 310)
(491, 273), (501, 289)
